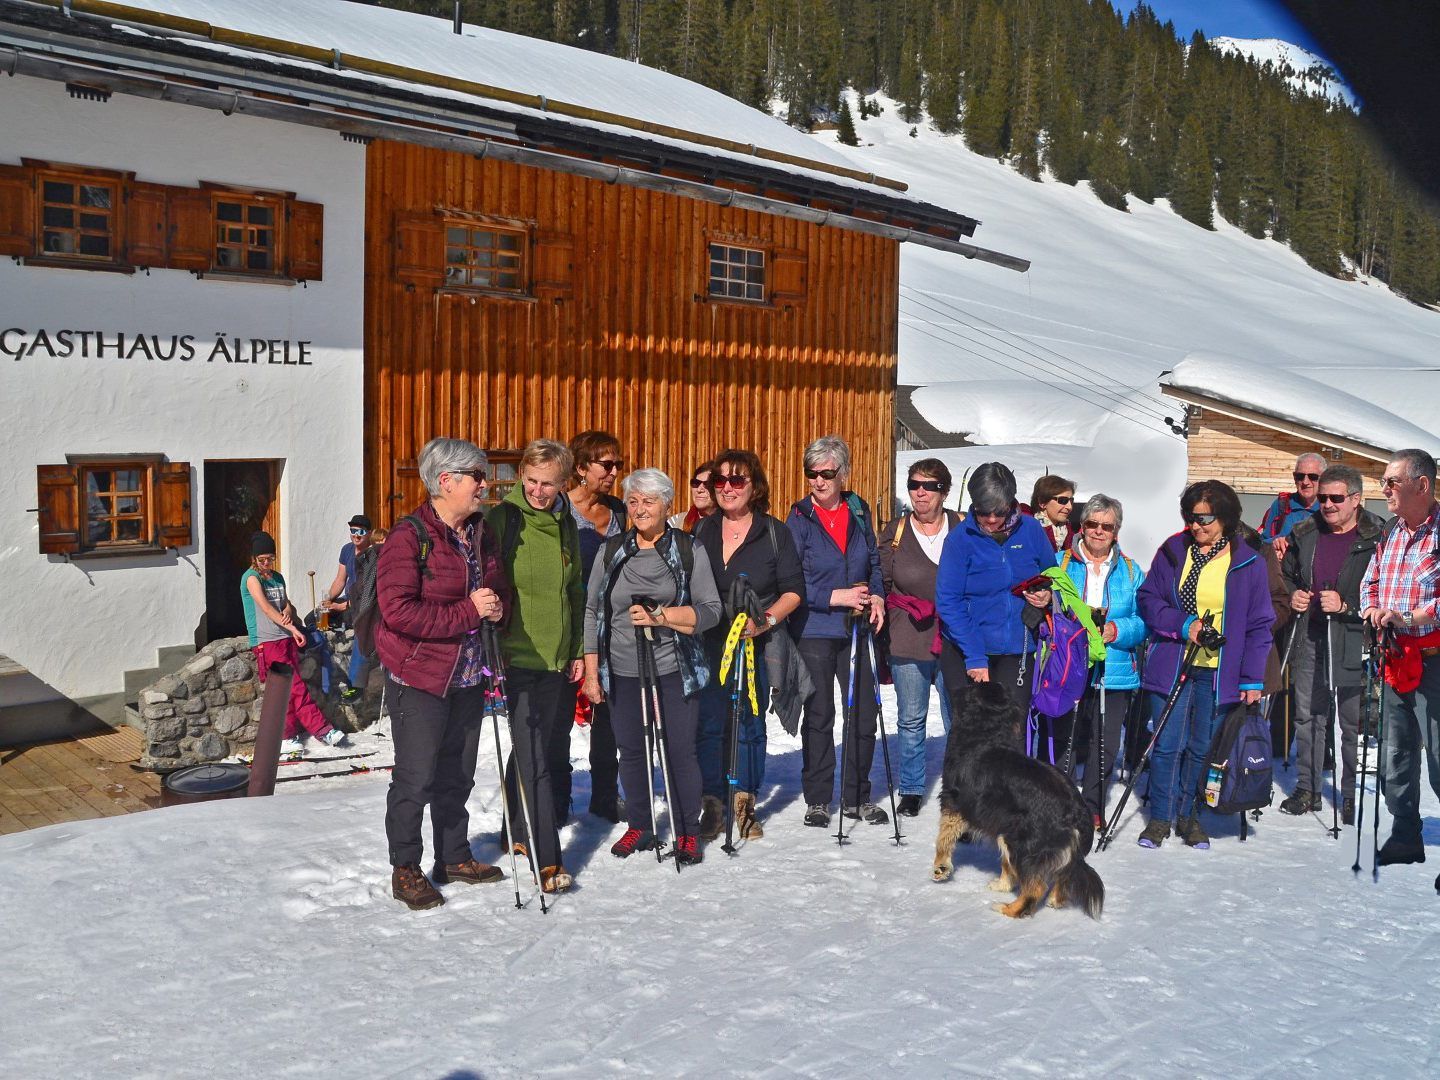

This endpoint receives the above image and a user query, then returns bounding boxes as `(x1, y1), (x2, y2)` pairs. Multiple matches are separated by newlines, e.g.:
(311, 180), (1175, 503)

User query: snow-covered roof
(1161, 352), (1436, 454)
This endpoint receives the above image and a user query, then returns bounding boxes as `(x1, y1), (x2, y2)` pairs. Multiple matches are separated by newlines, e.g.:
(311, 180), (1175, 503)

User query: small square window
(213, 195), (279, 275)
(36, 172), (118, 265)
(82, 464), (152, 549)
(442, 222), (528, 294)
(707, 242), (767, 303)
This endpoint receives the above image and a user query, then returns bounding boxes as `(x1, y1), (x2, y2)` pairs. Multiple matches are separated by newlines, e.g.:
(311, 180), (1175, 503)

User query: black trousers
(797, 635), (878, 808)
(588, 700), (620, 811)
(384, 678), (485, 868)
(939, 642), (1035, 752)
(609, 671), (702, 835)
(1072, 686), (1132, 818)
(503, 667), (567, 870)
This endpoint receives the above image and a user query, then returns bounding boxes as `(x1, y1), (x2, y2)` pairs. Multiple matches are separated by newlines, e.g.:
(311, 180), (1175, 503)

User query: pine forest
(360, 0), (1440, 307)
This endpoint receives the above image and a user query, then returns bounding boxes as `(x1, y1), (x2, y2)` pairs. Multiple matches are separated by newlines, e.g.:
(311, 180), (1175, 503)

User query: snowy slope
(811, 94), (1440, 554)
(1210, 36), (1357, 109)
(3, 709), (1439, 1078)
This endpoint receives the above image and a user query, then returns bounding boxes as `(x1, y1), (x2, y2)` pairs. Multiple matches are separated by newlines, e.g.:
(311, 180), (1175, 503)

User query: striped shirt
(1361, 504), (1440, 636)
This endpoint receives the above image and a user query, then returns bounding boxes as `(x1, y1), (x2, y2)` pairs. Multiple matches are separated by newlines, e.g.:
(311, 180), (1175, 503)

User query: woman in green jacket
(486, 439), (586, 894)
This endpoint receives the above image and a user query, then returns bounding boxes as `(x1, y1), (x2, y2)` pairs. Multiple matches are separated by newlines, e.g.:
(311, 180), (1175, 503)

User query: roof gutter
(2, 38), (1031, 272)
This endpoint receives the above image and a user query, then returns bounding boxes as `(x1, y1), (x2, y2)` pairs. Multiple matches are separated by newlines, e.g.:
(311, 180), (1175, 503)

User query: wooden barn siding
(1186, 412), (1384, 499)
(364, 141), (899, 523)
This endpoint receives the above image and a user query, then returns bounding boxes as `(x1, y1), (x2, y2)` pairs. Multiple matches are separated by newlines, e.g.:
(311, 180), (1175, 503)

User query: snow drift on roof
(96, 0), (854, 169)
(1163, 352), (1435, 453)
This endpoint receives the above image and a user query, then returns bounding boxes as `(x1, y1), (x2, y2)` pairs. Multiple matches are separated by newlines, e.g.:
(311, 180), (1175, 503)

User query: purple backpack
(1030, 607), (1091, 718)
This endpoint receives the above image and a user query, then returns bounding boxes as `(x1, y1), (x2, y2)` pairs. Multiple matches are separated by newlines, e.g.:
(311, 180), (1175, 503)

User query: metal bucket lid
(163, 762), (251, 795)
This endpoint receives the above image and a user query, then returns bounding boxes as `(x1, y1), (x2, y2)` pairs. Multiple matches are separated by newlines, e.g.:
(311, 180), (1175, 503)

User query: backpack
(1029, 603), (1092, 718)
(352, 514), (431, 659)
(1201, 704), (1274, 815)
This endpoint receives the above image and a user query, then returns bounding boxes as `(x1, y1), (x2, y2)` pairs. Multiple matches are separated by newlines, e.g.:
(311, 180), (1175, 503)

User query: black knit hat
(251, 531), (277, 557)
(348, 514), (373, 531)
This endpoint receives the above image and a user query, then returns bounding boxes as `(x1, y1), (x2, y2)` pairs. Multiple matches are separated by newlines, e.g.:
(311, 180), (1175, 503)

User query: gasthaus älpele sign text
(1, 328), (314, 365)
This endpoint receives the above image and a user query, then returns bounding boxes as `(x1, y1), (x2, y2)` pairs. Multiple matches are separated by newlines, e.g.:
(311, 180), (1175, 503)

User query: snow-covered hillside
(1210, 36), (1357, 109)
(812, 93), (1440, 556)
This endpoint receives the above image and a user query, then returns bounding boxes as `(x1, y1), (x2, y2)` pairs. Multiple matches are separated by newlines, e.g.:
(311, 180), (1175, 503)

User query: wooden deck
(0, 727), (161, 834)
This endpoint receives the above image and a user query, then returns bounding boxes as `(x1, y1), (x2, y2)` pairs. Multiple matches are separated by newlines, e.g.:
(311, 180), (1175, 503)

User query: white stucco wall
(0, 75), (365, 699)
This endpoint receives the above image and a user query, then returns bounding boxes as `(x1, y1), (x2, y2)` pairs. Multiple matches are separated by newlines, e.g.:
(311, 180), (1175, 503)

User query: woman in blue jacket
(1057, 494), (1147, 826)
(787, 435), (886, 830)
(936, 462), (1055, 724)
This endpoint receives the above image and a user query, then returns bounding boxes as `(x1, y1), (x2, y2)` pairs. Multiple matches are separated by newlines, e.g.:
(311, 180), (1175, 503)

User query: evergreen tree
(1088, 116), (1130, 211)
(962, 4), (1010, 158)
(1170, 113), (1215, 228)
(1009, 47), (1042, 180)
(895, 28), (925, 124)
(836, 97), (859, 145)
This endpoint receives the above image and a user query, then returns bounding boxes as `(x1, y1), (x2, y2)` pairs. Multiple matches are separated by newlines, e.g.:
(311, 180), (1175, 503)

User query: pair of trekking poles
(834, 606), (903, 847)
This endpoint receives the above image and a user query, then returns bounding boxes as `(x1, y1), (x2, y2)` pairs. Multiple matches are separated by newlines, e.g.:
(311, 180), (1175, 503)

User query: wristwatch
(763, 611), (777, 629)
(1403, 610), (1415, 628)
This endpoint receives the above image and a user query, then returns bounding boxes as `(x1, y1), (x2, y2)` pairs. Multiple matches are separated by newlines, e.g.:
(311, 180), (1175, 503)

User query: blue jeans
(696, 648), (770, 798)
(1146, 667), (1225, 823)
(890, 658), (952, 796)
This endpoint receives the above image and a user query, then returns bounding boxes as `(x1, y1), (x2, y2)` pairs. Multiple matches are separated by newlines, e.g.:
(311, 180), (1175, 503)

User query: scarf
(1179, 536), (1229, 616)
(970, 502), (1023, 541)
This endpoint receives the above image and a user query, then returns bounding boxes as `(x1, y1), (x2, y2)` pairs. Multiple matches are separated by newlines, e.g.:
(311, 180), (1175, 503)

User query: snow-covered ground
(816, 94), (1440, 557)
(3, 697), (1437, 1078)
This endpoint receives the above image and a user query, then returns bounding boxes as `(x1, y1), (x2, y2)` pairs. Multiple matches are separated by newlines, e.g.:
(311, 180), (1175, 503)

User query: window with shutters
(35, 456), (192, 558)
(213, 194), (280, 273)
(707, 242), (766, 303)
(443, 220), (527, 293)
(32, 167), (125, 269)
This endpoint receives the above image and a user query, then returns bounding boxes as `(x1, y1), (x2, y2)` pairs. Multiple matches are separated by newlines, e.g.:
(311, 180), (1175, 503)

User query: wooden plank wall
(363, 140), (899, 524)
(1187, 411), (1385, 499)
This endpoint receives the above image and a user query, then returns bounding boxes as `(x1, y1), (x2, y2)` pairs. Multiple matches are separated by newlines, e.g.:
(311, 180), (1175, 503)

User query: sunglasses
(349, 527), (368, 536)
(448, 469), (486, 484)
(594, 459), (624, 472)
(805, 468), (839, 481)
(1316, 493), (1354, 505)
(1082, 519), (1116, 534)
(255, 555), (275, 564)
(908, 479), (948, 493)
(1380, 475), (1410, 491)
(1293, 472), (1321, 483)
(714, 474), (751, 489)
(1052, 495), (1074, 506)
(689, 477), (709, 488)
(1184, 512), (1218, 526)
(976, 508), (1009, 519)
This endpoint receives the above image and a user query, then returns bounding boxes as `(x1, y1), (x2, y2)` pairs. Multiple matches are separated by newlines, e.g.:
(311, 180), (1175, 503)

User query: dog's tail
(1060, 852), (1105, 920)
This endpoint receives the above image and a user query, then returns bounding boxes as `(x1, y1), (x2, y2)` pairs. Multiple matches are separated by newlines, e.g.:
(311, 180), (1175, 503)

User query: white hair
(418, 437), (488, 497)
(803, 435), (851, 476)
(622, 468), (674, 508)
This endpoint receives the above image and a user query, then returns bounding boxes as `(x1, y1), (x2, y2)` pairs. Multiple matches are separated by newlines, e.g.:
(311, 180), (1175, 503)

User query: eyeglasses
(594, 459), (624, 473)
(714, 474), (751, 489)
(1052, 495), (1074, 506)
(1293, 472), (1321, 483)
(805, 468), (839, 481)
(255, 555), (275, 564)
(349, 527), (368, 536)
(1380, 475), (1410, 491)
(1315, 493), (1354, 505)
(1082, 519), (1117, 534)
(1184, 512), (1218, 526)
(908, 479), (948, 493)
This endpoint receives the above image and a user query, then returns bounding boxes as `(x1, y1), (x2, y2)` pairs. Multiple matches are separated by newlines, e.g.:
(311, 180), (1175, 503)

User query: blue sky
(1120, 0), (1328, 56)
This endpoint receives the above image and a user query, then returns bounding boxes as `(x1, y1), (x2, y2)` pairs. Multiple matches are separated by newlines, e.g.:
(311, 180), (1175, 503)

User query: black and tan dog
(931, 683), (1104, 919)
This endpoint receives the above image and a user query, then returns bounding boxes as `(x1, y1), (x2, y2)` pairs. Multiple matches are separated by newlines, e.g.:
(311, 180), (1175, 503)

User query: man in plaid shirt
(1360, 448), (1440, 873)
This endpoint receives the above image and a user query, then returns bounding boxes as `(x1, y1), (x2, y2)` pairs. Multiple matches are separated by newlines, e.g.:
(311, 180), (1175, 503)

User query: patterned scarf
(970, 502), (1023, 541)
(1179, 536), (1229, 615)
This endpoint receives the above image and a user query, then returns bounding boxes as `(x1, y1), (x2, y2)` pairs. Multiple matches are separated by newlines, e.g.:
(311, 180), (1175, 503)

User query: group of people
(239, 432), (1440, 911)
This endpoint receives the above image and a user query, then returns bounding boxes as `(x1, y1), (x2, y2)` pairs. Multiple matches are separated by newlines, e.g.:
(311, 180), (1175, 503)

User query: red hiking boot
(674, 835), (703, 866)
(610, 828), (657, 858)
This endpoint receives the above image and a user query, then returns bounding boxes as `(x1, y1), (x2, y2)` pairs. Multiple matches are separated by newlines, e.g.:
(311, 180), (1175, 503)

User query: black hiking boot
(803, 804), (831, 827)
(897, 794), (922, 817)
(1377, 836), (1426, 866)
(1341, 797), (1355, 826)
(1279, 789), (1322, 816)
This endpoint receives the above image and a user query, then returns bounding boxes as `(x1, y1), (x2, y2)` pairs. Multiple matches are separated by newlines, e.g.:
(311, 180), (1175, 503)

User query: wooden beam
(1161, 386), (1393, 463)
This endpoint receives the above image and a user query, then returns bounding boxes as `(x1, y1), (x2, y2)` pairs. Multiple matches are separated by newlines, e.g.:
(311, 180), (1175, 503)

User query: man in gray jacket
(1279, 464), (1383, 823)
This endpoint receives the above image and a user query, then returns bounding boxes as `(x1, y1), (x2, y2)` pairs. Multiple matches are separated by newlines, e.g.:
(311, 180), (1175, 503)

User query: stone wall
(137, 632), (381, 770)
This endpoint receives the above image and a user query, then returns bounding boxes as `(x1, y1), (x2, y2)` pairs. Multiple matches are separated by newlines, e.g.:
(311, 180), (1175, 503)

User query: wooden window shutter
(156, 461), (193, 548)
(394, 211), (445, 288)
(770, 248), (808, 306)
(0, 163), (35, 258)
(124, 181), (169, 268)
(35, 464), (80, 556)
(167, 187), (213, 272)
(286, 199), (324, 281)
(533, 230), (574, 299)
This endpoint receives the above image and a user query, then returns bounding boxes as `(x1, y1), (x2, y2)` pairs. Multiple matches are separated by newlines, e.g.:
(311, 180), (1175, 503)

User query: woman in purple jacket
(376, 437), (513, 911)
(1135, 480), (1274, 850)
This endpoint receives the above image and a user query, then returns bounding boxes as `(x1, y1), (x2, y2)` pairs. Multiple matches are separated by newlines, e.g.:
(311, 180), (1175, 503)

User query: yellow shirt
(1180, 545), (1231, 669)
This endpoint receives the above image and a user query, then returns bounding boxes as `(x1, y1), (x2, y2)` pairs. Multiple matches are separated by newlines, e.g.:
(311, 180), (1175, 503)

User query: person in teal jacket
(1056, 493), (1147, 824)
(935, 462), (1055, 723)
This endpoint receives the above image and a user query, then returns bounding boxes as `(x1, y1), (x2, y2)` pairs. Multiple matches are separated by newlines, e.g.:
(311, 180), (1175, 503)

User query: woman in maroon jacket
(376, 437), (512, 911)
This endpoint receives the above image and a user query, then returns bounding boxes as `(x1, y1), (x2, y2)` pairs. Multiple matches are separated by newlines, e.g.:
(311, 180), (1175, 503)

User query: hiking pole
(636, 630), (664, 865)
(1098, 633), (1206, 852)
(1276, 617), (1302, 770)
(721, 624), (746, 856)
(1324, 602), (1341, 839)
(482, 624), (547, 913)
(1352, 624), (1377, 874)
(836, 612), (859, 846)
(863, 624), (903, 845)
(1371, 626), (1393, 882)
(640, 622), (684, 872)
